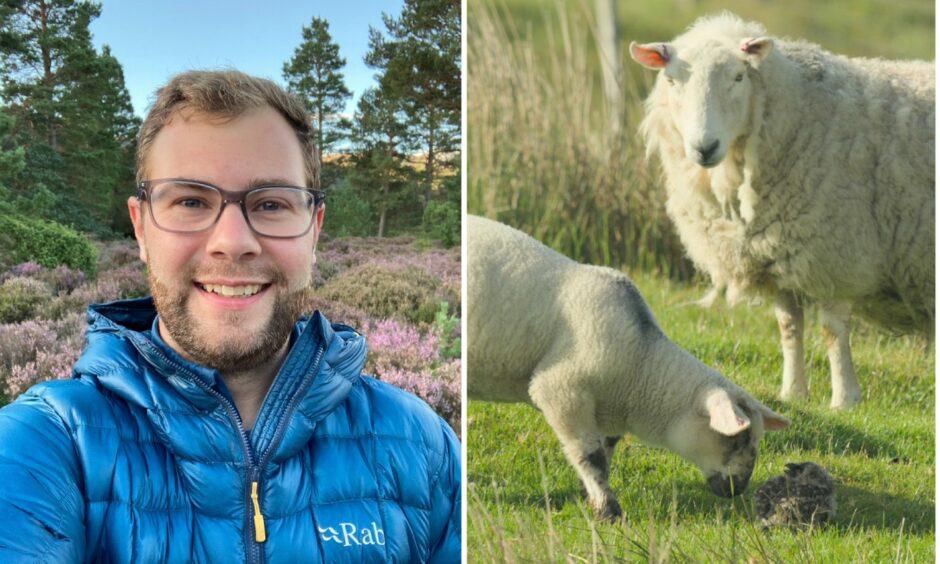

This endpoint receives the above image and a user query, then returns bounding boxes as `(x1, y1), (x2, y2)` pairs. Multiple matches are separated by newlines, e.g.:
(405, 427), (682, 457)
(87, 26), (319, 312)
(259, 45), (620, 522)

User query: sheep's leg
(820, 303), (861, 409)
(774, 290), (808, 401)
(603, 436), (621, 465)
(529, 384), (621, 521)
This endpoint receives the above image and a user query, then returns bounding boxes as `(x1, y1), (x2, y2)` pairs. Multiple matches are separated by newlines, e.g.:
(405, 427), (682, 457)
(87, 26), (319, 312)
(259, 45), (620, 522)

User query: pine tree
(0, 0), (140, 235)
(366, 0), (460, 206)
(282, 16), (352, 178)
(350, 87), (414, 237)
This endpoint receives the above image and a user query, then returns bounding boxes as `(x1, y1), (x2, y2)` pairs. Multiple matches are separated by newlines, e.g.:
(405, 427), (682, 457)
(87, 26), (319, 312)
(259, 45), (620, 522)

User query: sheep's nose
(694, 140), (720, 163)
(707, 473), (750, 497)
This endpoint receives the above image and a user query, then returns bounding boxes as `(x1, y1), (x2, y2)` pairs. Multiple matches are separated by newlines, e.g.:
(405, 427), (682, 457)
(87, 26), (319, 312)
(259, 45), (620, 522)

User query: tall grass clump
(468, 3), (693, 279)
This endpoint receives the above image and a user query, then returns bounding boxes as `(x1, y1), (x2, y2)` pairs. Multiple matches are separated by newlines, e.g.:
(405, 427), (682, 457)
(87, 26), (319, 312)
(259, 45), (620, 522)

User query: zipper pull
(251, 481), (267, 543)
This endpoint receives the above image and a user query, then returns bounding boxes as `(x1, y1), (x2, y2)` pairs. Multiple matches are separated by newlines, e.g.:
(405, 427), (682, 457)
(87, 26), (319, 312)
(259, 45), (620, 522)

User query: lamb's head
(668, 387), (789, 497)
(630, 14), (774, 168)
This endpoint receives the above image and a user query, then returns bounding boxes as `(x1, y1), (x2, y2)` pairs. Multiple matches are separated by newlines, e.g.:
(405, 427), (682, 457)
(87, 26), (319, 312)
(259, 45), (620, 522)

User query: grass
(467, 270), (934, 562)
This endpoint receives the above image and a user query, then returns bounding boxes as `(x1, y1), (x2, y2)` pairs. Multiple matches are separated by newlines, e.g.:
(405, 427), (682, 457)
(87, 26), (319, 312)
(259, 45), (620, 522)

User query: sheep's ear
(755, 401), (790, 431)
(630, 41), (673, 70)
(740, 37), (774, 66)
(705, 389), (752, 436)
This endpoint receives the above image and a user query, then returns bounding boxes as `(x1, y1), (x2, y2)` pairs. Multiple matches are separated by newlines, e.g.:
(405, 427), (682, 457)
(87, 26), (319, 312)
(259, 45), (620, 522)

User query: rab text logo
(318, 522), (386, 547)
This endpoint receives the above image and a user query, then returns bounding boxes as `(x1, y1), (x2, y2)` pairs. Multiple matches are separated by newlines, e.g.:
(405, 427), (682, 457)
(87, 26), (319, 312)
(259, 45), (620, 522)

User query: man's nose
(205, 203), (262, 259)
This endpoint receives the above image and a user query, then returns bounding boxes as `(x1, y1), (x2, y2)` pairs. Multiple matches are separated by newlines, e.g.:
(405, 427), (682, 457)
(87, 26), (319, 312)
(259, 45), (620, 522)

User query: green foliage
(0, 110), (25, 196)
(422, 200), (460, 248)
(349, 87), (417, 236)
(0, 214), (98, 277)
(432, 301), (460, 360)
(1, 0), (140, 238)
(322, 180), (373, 238)
(467, 270), (934, 561)
(283, 16), (352, 160)
(0, 277), (52, 323)
(318, 263), (442, 325)
(366, 0), (461, 204)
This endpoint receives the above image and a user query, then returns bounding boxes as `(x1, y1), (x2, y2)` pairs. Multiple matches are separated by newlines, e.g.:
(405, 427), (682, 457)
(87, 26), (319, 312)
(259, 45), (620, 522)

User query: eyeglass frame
(136, 178), (326, 239)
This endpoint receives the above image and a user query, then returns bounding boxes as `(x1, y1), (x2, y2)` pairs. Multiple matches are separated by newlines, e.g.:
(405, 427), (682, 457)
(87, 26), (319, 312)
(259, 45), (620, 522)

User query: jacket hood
(76, 297), (368, 463)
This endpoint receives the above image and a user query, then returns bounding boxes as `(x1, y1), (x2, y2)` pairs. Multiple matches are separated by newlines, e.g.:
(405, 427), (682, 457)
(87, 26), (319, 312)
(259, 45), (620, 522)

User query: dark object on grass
(755, 462), (836, 529)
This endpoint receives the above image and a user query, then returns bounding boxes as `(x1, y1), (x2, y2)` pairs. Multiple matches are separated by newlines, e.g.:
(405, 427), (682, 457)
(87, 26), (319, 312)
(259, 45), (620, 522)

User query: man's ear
(127, 196), (148, 263)
(312, 204), (325, 252)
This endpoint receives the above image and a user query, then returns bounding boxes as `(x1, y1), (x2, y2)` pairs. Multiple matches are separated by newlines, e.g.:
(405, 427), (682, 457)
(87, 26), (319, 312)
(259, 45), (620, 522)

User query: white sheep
(629, 13), (934, 410)
(467, 214), (789, 520)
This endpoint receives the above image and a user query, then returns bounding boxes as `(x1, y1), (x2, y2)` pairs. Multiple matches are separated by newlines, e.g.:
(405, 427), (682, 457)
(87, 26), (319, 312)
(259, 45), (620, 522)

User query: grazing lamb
(629, 13), (935, 409)
(467, 214), (789, 521)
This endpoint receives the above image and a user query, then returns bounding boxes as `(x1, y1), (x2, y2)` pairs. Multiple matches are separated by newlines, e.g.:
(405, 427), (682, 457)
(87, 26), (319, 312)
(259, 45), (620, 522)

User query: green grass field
(467, 271), (934, 562)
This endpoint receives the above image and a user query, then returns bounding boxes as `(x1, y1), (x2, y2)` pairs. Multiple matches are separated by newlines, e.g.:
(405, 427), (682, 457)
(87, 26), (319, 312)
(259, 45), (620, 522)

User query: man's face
(128, 107), (324, 372)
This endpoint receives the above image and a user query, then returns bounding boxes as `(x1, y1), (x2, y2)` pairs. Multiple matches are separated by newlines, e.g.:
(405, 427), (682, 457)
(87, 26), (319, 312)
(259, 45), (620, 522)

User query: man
(0, 70), (461, 563)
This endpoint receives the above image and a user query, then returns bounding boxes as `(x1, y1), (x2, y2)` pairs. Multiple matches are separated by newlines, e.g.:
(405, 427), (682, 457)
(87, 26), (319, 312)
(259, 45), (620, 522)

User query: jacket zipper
(180, 372), (264, 564)
(137, 334), (328, 564)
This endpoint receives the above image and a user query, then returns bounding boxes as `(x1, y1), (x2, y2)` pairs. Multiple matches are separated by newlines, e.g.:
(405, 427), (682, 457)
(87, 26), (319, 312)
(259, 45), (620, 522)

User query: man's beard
(149, 266), (311, 373)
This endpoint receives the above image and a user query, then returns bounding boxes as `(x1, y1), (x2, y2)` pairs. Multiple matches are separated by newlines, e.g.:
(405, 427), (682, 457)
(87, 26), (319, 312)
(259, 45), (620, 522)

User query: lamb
(629, 13), (934, 410)
(467, 214), (789, 521)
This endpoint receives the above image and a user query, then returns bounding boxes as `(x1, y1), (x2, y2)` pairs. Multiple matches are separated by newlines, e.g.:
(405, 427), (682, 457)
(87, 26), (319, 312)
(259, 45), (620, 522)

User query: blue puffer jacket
(0, 298), (461, 563)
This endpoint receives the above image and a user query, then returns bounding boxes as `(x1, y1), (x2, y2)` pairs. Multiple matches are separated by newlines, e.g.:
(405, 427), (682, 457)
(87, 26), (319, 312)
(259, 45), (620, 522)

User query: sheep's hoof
(779, 387), (809, 402)
(593, 498), (622, 522)
(830, 394), (861, 410)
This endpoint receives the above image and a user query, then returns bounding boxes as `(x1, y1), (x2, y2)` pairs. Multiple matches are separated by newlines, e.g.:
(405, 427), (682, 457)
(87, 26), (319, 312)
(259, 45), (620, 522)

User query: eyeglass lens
(147, 180), (315, 237)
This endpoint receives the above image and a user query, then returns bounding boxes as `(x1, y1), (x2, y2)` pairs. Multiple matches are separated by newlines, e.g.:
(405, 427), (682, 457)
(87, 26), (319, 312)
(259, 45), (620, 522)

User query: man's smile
(196, 282), (269, 297)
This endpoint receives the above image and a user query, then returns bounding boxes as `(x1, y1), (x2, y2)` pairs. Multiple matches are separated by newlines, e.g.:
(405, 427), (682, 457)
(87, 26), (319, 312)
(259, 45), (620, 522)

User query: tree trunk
(378, 178), (388, 237)
(425, 108), (435, 206)
(39, 0), (57, 149)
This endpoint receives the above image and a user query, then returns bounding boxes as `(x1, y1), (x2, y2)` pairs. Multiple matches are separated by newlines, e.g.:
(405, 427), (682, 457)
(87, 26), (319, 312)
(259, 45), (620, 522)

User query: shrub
(317, 263), (442, 324)
(377, 360), (461, 435)
(322, 181), (373, 238)
(423, 200), (460, 248)
(303, 295), (374, 331)
(0, 312), (84, 398)
(97, 239), (141, 271)
(433, 302), (461, 360)
(0, 214), (98, 277)
(3, 262), (43, 280)
(0, 277), (52, 323)
(40, 265), (86, 295)
(364, 318), (440, 374)
(360, 316), (461, 434)
(37, 265), (148, 320)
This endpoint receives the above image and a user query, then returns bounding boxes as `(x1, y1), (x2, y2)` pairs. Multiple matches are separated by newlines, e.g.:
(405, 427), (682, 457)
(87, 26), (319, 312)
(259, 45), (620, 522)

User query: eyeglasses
(137, 179), (325, 238)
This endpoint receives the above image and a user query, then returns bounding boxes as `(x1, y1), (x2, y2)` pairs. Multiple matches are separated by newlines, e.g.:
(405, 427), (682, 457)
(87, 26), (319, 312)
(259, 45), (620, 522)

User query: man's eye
(178, 199), (208, 208)
(255, 200), (289, 213)
(734, 73), (744, 82)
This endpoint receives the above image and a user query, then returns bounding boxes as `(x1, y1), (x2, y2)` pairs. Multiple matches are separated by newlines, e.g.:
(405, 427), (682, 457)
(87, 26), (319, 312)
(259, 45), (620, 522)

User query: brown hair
(136, 70), (319, 189)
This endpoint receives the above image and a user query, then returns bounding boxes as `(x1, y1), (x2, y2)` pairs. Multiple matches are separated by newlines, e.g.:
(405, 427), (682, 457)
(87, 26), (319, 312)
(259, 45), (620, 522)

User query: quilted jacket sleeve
(428, 419), (462, 564)
(0, 387), (85, 562)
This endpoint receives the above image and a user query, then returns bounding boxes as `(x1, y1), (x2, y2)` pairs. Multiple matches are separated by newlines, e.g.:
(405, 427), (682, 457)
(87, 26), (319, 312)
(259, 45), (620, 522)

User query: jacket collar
(78, 297), (368, 461)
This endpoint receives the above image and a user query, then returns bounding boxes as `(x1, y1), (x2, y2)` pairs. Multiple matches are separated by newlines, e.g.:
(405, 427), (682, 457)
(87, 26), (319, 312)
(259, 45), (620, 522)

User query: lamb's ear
(630, 41), (673, 70)
(705, 389), (752, 436)
(740, 37), (774, 66)
(755, 401), (790, 431)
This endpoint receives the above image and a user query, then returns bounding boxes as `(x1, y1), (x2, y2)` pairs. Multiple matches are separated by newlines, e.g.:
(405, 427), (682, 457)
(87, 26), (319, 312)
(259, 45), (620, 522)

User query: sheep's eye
(665, 76), (675, 85)
(734, 73), (744, 82)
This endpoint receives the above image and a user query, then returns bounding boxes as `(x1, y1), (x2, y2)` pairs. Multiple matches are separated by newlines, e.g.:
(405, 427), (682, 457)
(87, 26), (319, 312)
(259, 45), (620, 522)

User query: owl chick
(755, 462), (836, 529)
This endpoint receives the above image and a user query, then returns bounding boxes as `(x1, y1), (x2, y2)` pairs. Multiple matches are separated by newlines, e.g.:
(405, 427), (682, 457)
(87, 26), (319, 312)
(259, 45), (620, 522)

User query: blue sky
(90, 0), (403, 119)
